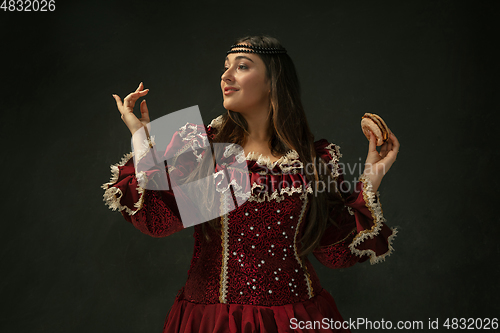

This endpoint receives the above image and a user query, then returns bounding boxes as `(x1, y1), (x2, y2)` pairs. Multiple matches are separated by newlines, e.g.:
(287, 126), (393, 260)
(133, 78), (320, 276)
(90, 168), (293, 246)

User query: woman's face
(221, 48), (270, 113)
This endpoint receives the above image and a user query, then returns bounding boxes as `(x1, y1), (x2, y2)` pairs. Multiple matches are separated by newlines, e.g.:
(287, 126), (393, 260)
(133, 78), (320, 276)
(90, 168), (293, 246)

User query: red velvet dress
(102, 116), (397, 333)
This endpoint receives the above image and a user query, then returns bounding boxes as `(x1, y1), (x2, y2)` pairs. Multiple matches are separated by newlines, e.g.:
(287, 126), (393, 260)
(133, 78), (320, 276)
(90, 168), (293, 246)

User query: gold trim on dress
(247, 183), (313, 203)
(219, 191), (230, 304)
(292, 195), (314, 299)
(322, 143), (342, 179)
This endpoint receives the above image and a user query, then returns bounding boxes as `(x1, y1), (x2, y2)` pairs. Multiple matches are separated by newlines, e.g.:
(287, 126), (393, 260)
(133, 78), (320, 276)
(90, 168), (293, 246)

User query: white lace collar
(244, 149), (301, 169)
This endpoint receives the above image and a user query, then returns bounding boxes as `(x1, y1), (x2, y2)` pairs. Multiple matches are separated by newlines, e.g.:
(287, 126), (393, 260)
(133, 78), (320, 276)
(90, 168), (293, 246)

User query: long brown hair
(189, 35), (344, 258)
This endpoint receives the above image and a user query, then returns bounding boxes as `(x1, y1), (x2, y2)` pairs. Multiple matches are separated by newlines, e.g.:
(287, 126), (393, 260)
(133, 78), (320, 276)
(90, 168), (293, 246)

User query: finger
(112, 94), (124, 111)
(135, 82), (143, 93)
(124, 90), (145, 100)
(386, 138), (393, 152)
(368, 130), (377, 153)
(383, 136), (399, 163)
(380, 139), (388, 151)
(140, 100), (150, 123)
(124, 89), (149, 107)
(390, 132), (400, 152)
(384, 150), (398, 166)
(380, 141), (388, 157)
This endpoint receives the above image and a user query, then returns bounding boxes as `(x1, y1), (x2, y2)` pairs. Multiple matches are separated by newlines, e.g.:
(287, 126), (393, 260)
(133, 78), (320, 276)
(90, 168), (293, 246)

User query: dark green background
(1, 0), (498, 332)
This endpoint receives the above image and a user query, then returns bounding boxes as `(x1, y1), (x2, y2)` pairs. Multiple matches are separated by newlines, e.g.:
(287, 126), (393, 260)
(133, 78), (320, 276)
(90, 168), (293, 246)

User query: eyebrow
(225, 55), (255, 63)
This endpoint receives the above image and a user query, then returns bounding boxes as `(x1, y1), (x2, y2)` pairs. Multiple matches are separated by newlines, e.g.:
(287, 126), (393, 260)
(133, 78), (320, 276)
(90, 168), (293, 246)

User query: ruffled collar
(220, 143), (303, 173)
(243, 149), (300, 169)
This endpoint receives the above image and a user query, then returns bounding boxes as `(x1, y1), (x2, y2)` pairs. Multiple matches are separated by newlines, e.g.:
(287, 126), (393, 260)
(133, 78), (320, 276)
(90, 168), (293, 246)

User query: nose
(221, 67), (233, 82)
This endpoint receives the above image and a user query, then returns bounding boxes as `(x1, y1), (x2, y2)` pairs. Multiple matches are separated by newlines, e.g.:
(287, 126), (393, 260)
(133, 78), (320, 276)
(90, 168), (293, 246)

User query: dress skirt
(163, 289), (351, 333)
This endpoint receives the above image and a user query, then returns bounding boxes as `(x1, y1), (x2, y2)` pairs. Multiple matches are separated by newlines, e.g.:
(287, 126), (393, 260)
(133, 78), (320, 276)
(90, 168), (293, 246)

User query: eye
(221, 66), (228, 74)
(238, 64), (248, 70)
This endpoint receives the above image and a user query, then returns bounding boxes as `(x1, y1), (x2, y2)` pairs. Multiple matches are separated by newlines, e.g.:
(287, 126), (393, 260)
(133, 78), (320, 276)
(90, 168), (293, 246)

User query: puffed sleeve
(312, 139), (397, 268)
(101, 118), (221, 238)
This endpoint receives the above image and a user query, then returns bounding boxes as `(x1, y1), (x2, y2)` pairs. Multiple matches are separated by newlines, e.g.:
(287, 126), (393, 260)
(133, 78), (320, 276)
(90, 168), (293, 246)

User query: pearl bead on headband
(226, 44), (287, 55)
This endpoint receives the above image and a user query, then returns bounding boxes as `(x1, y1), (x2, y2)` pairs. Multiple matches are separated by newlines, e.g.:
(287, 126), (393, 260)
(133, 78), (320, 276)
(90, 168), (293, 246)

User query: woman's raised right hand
(112, 82), (150, 136)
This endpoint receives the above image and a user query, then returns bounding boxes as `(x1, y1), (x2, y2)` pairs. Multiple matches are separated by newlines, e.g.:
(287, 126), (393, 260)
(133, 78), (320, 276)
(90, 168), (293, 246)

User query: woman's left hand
(363, 131), (400, 193)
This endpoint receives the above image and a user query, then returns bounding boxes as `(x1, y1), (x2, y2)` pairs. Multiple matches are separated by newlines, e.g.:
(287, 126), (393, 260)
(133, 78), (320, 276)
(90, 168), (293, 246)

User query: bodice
(182, 191), (322, 306)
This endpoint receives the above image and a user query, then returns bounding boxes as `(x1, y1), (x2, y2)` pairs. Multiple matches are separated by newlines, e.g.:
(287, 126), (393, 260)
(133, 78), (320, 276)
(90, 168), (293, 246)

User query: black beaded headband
(226, 44), (287, 55)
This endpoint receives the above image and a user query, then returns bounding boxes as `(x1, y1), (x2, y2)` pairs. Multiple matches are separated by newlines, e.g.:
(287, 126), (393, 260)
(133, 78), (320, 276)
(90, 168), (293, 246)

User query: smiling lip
(224, 87), (239, 95)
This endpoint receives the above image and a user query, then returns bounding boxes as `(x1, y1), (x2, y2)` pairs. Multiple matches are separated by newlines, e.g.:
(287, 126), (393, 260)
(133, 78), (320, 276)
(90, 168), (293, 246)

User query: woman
(104, 35), (399, 332)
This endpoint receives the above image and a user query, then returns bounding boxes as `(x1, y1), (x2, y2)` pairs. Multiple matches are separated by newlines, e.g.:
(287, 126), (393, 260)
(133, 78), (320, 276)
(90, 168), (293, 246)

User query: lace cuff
(101, 152), (147, 216)
(101, 148), (186, 237)
(313, 175), (397, 268)
(346, 174), (397, 264)
(101, 134), (166, 215)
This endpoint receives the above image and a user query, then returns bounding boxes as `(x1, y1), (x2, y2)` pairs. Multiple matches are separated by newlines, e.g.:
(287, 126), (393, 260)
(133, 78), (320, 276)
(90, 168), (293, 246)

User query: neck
(246, 114), (271, 142)
(236, 106), (272, 146)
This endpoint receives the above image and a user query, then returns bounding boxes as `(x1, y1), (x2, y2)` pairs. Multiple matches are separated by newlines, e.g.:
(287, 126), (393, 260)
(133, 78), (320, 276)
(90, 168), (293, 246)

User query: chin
(223, 101), (240, 112)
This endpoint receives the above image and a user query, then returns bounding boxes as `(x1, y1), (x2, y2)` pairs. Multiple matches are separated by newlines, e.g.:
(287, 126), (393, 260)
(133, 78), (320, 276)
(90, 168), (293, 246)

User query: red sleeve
(101, 121), (219, 238)
(312, 139), (397, 268)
